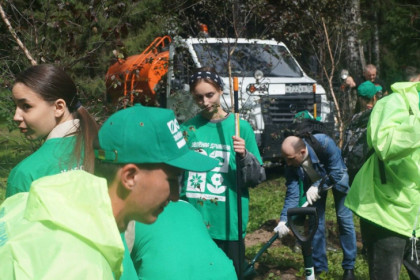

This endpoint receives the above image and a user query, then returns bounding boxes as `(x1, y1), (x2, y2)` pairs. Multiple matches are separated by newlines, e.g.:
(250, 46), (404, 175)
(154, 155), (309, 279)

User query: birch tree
(346, 0), (363, 76)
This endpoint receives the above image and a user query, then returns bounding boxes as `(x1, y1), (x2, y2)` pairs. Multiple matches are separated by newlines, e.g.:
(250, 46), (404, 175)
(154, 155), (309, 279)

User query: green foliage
(0, 125), (36, 196)
(0, 0), (417, 124)
(0, 88), (15, 130)
(375, 0), (420, 84)
(0, 0), (172, 123)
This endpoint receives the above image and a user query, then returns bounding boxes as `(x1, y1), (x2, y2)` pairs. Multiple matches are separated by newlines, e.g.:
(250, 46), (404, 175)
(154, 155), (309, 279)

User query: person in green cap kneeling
(0, 104), (218, 280)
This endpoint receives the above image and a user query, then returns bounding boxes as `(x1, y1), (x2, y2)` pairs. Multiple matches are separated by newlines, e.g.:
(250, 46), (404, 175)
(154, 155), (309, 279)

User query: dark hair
(404, 66), (420, 82)
(15, 64), (99, 173)
(189, 67), (223, 93)
(354, 94), (377, 114)
(93, 160), (123, 184)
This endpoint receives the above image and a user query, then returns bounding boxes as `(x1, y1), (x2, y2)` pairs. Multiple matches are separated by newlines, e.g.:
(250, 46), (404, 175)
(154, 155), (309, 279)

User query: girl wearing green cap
(6, 64), (99, 197)
(354, 80), (382, 113)
(342, 80), (383, 184)
(180, 67), (266, 277)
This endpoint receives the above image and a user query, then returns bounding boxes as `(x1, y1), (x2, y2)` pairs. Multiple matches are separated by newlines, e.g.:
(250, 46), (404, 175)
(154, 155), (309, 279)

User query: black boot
(342, 269), (355, 280)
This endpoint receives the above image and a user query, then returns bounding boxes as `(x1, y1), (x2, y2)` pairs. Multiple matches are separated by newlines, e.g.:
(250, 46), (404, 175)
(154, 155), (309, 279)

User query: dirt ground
(244, 219), (362, 279)
(245, 219), (301, 280)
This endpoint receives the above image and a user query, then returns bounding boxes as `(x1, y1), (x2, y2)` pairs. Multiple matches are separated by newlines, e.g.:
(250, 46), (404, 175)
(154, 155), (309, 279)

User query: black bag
(341, 110), (373, 184)
(283, 118), (330, 164)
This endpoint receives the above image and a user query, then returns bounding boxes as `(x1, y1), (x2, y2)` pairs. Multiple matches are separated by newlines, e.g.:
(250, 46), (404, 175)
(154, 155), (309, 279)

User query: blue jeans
(312, 188), (357, 272)
(360, 218), (420, 280)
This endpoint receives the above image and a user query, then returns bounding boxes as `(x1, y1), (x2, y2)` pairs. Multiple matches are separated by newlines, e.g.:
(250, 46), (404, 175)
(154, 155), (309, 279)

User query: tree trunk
(341, 0), (361, 125)
(373, 10), (380, 72)
(346, 0), (362, 76)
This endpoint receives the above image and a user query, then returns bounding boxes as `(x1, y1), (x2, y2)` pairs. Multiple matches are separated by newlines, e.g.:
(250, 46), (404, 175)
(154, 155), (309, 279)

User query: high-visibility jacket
(0, 170), (124, 279)
(345, 82), (420, 238)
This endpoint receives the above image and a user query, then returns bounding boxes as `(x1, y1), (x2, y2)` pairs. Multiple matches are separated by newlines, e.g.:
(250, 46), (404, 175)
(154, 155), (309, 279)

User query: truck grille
(261, 93), (321, 125)
(259, 93), (336, 161)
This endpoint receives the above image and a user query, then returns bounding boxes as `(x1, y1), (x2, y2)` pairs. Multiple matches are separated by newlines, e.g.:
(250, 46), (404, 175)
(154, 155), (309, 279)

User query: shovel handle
(287, 206), (317, 216)
(249, 233), (278, 264)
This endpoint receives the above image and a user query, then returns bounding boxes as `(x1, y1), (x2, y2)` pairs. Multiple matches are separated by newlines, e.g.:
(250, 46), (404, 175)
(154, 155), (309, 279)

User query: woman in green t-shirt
(180, 67), (266, 277)
(6, 64), (99, 197)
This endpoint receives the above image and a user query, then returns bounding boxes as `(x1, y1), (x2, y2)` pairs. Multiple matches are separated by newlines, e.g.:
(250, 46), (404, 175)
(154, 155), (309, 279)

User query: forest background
(0, 0), (419, 125)
(0, 1), (419, 279)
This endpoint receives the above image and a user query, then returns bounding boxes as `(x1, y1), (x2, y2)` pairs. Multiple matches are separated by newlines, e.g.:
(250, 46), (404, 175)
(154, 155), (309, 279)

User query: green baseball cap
(95, 104), (218, 172)
(357, 81), (382, 98)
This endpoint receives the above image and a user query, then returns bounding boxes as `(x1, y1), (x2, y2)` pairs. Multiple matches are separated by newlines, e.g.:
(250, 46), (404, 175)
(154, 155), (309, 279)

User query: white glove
(306, 185), (320, 205)
(274, 221), (290, 238)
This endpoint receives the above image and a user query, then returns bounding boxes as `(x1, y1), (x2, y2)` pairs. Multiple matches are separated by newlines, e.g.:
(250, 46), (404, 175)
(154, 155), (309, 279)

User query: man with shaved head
(281, 136), (306, 167)
(274, 133), (357, 280)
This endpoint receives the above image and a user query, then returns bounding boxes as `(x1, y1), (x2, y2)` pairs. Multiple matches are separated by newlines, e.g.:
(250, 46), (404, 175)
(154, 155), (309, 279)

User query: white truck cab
(166, 36), (334, 161)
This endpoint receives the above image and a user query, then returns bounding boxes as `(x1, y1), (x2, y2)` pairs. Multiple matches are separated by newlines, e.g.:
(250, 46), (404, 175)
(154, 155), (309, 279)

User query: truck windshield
(192, 43), (303, 77)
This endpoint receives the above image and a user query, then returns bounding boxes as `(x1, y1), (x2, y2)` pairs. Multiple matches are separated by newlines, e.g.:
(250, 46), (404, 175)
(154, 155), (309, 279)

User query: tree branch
(321, 17), (344, 147)
(0, 3), (37, 65)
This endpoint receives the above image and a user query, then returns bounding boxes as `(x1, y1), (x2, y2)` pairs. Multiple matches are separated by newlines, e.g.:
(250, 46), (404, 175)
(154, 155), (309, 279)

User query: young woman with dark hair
(6, 64), (99, 197)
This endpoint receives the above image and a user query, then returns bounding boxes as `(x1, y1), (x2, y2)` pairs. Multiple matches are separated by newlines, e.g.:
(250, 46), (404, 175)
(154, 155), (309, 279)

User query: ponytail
(72, 106), (99, 174)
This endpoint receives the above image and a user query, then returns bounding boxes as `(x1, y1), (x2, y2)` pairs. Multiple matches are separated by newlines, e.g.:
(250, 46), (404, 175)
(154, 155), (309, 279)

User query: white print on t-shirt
(207, 174), (226, 194)
(191, 141), (231, 151)
(186, 147), (230, 201)
(167, 118), (186, 149)
(209, 150), (229, 173)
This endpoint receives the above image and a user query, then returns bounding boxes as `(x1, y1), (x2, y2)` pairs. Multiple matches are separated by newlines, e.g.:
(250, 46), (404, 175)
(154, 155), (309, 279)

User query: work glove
(306, 185), (320, 205)
(274, 221), (290, 238)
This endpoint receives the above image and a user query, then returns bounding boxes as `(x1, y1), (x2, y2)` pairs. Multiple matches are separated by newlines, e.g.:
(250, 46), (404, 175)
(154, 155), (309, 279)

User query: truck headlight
(254, 70), (264, 81)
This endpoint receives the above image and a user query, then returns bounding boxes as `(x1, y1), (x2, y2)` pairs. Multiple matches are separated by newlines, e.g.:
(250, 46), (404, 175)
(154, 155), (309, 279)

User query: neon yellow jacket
(0, 170), (124, 279)
(345, 82), (420, 238)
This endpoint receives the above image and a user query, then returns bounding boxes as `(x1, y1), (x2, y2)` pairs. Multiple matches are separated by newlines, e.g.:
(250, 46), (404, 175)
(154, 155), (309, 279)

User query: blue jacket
(280, 134), (349, 221)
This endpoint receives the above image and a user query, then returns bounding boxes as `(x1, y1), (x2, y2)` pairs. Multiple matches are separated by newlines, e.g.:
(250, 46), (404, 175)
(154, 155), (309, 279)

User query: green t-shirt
(180, 114), (262, 240)
(130, 201), (236, 280)
(120, 233), (138, 280)
(6, 136), (82, 197)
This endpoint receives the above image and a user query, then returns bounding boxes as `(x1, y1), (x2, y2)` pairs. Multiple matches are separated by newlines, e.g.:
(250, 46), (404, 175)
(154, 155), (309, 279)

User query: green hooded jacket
(0, 170), (124, 279)
(345, 82), (420, 238)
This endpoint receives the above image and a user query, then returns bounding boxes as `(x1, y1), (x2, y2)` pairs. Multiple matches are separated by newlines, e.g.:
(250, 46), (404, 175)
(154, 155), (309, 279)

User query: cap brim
(166, 150), (219, 172)
(375, 85), (383, 92)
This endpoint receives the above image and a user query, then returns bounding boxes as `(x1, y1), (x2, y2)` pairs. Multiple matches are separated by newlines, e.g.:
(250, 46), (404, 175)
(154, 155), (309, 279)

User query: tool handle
(249, 233), (278, 264)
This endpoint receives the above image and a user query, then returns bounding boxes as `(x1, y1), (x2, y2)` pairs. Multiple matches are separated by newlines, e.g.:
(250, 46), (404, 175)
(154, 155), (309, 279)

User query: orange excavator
(105, 35), (171, 107)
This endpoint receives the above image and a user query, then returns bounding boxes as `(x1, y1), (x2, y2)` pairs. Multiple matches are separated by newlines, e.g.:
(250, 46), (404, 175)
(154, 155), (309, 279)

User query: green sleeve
(119, 233), (137, 280)
(6, 166), (32, 198)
